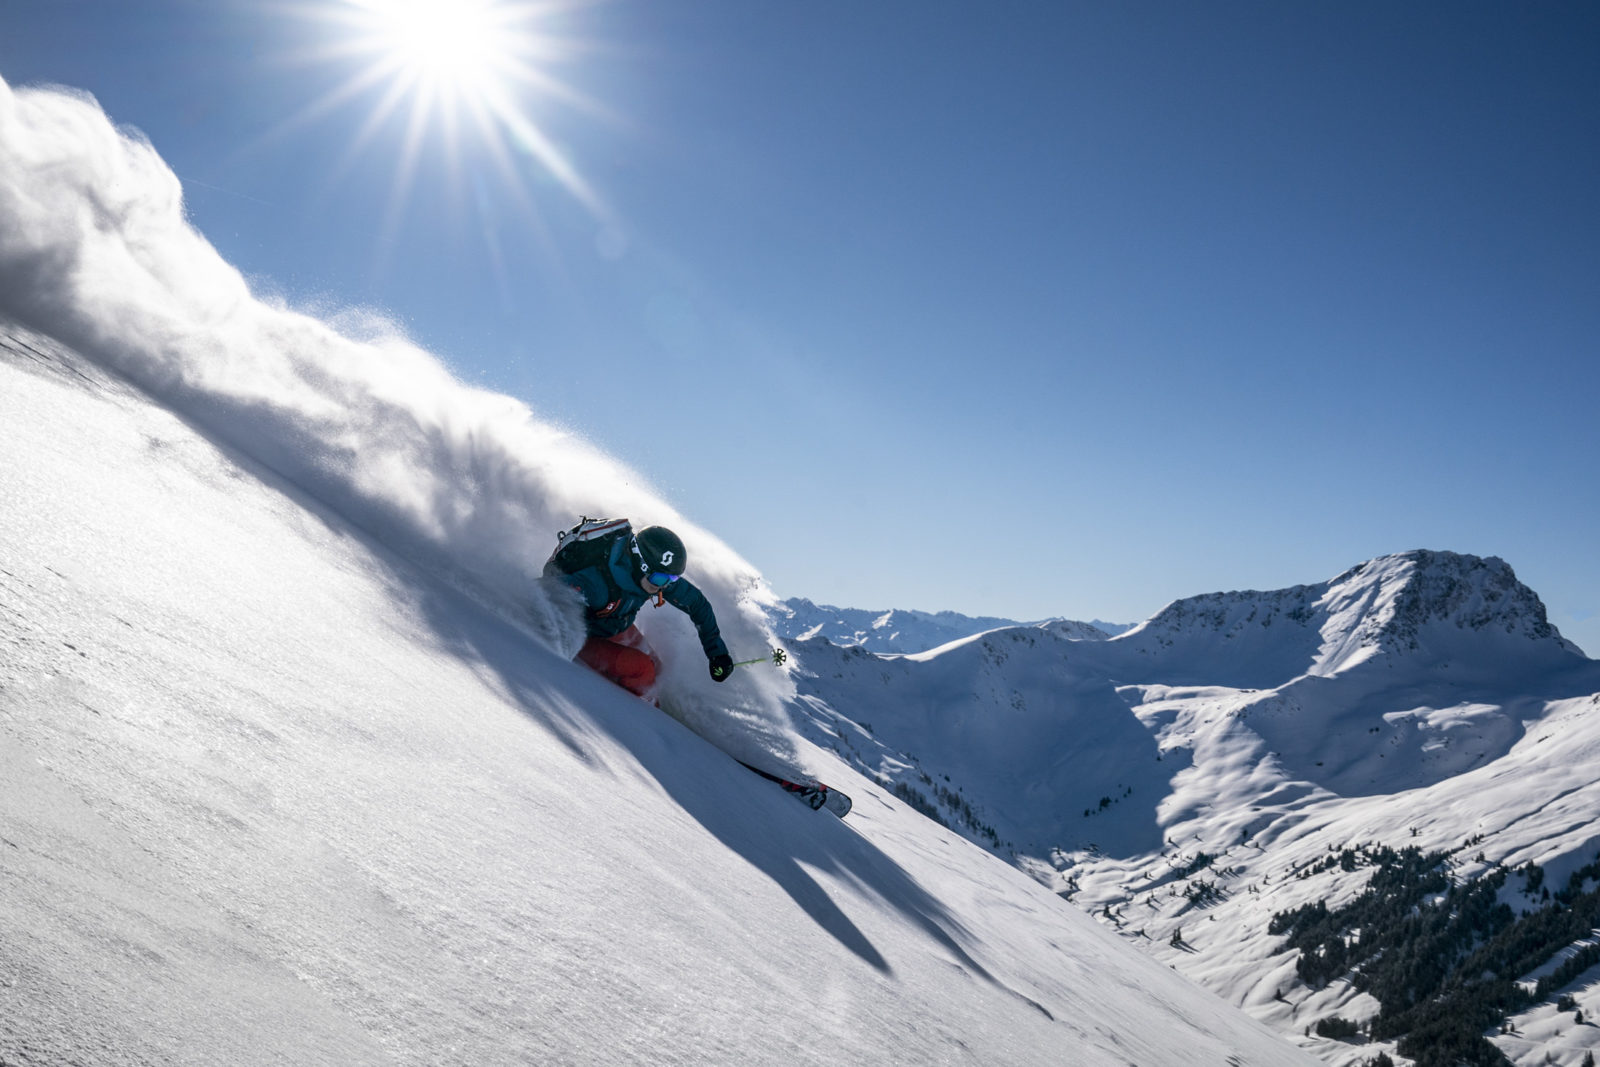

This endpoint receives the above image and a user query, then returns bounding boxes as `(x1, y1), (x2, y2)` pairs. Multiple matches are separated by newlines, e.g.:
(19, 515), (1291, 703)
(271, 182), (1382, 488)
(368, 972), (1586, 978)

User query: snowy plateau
(4, 72), (1600, 1067)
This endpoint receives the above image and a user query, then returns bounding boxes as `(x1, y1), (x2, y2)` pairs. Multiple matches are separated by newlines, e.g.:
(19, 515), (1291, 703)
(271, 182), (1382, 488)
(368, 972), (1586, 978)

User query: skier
(543, 519), (736, 698)
(542, 517), (851, 817)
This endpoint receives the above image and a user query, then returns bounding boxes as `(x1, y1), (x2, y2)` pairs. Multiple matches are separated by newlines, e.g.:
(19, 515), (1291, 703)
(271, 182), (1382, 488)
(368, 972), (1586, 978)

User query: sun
(361, 0), (516, 101)
(271, 0), (611, 249)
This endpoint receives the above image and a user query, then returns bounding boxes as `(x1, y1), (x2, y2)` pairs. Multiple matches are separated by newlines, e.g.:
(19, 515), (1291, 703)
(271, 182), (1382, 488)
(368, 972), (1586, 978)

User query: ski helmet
(634, 526), (687, 577)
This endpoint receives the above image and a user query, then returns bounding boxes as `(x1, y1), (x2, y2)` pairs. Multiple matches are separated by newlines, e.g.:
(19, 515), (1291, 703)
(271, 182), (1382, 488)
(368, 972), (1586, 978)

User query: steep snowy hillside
(767, 597), (1119, 654)
(0, 322), (1321, 1066)
(787, 553), (1600, 1065)
(0, 69), (1314, 1065)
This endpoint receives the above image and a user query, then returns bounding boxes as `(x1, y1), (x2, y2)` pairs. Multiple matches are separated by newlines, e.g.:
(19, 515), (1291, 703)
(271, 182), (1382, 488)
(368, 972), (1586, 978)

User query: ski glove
(708, 654), (735, 683)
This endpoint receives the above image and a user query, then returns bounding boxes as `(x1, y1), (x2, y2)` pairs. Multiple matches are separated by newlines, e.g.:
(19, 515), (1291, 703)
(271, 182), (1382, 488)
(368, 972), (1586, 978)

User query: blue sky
(3, 0), (1597, 651)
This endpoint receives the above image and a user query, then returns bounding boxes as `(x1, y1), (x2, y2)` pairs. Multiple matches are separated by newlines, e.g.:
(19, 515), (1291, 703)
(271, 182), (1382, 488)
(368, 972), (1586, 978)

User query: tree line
(1271, 845), (1600, 1066)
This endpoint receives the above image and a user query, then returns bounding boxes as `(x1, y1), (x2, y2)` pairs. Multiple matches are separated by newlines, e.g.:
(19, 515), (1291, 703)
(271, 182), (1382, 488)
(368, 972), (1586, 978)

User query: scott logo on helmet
(658, 550), (674, 567)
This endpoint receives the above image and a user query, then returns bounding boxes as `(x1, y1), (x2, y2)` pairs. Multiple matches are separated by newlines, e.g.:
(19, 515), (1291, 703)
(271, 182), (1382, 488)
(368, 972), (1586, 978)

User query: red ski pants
(577, 631), (657, 696)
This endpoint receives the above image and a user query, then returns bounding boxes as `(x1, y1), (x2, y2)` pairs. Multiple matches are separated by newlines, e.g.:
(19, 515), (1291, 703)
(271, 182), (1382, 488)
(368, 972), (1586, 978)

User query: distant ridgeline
(767, 597), (1128, 655)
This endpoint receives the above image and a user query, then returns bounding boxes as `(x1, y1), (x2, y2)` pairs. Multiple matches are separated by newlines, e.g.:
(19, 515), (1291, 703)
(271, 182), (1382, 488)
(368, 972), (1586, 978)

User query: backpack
(546, 517), (634, 583)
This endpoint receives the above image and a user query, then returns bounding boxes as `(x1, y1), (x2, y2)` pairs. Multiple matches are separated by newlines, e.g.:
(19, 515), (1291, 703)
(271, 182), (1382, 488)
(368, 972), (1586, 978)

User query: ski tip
(821, 786), (852, 819)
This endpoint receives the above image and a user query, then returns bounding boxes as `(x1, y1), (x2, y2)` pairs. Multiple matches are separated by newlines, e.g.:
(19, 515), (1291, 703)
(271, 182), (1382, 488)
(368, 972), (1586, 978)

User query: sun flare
(274, 0), (609, 246)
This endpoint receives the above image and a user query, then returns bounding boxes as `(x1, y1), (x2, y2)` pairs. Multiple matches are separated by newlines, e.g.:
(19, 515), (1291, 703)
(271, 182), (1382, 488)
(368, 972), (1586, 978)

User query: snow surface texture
(0, 76), (1314, 1066)
(767, 596), (1125, 654)
(786, 555), (1600, 1065)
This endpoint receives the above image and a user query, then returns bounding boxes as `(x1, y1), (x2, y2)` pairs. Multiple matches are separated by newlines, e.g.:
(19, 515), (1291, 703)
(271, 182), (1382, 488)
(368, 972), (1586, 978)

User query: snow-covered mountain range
(785, 551), (1600, 1065)
(765, 597), (1125, 654)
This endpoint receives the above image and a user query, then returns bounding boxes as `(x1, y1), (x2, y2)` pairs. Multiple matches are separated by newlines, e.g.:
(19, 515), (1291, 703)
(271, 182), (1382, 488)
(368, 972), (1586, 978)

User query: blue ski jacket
(545, 536), (730, 662)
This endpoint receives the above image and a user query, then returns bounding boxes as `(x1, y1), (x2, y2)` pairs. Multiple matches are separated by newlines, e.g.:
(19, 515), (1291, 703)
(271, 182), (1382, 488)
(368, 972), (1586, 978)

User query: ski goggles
(648, 572), (680, 587)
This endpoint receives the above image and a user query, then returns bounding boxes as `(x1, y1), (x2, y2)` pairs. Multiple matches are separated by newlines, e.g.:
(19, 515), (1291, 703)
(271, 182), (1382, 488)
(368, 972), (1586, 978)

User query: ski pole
(729, 648), (788, 669)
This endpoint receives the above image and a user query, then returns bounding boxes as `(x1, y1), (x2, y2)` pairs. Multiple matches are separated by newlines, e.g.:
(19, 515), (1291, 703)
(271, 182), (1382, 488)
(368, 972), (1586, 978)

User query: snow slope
(786, 553), (1600, 1065)
(0, 319), (1312, 1067)
(0, 73), (1313, 1066)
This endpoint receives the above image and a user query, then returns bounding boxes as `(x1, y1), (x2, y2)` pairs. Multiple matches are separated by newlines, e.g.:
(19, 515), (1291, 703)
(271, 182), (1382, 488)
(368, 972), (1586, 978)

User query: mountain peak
(1317, 550), (1579, 668)
(1111, 550), (1583, 688)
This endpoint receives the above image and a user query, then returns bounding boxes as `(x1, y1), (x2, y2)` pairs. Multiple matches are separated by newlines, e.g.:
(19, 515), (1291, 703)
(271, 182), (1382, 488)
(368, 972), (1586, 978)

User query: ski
(642, 691), (851, 817)
(739, 762), (852, 818)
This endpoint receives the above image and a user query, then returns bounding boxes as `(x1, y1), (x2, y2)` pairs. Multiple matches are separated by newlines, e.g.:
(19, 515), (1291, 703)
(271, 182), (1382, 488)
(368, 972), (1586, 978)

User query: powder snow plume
(0, 73), (801, 771)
